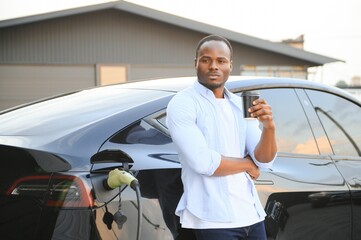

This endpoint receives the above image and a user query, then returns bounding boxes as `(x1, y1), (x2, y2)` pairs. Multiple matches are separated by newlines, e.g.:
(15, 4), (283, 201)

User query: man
(166, 35), (277, 240)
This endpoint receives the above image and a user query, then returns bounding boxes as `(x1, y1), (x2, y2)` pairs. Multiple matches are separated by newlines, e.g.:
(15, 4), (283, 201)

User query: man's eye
(200, 59), (209, 63)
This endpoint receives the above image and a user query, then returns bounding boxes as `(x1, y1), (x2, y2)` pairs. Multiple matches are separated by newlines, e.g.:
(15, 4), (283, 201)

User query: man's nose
(209, 60), (218, 69)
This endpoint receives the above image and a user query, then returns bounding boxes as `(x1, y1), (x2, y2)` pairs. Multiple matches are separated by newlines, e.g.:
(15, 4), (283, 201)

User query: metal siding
(231, 42), (310, 70)
(0, 8), (321, 111)
(129, 65), (195, 81)
(0, 10), (199, 66)
(0, 9), (309, 67)
(0, 65), (95, 110)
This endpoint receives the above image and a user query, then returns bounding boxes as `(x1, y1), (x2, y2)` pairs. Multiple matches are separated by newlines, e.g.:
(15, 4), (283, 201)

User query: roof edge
(0, 1), (119, 28)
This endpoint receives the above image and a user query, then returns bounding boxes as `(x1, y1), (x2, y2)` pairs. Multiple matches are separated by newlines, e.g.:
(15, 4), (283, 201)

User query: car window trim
(277, 151), (332, 160)
(294, 88), (334, 155)
(143, 109), (169, 136)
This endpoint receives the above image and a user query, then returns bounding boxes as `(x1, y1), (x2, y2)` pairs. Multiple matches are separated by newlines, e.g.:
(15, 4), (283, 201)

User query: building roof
(0, 1), (342, 65)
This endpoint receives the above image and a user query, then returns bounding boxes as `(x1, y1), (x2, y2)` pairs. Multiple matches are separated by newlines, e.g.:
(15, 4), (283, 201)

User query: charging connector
(104, 168), (139, 190)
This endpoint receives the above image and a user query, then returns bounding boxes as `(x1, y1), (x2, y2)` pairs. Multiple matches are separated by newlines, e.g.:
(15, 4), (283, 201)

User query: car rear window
(0, 87), (172, 135)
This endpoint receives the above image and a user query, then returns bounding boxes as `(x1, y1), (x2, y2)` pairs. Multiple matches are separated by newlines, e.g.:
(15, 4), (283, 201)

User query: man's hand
(245, 155), (260, 180)
(248, 98), (275, 129)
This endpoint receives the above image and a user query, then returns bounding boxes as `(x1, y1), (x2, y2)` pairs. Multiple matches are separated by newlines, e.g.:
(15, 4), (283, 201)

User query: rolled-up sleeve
(166, 93), (221, 176)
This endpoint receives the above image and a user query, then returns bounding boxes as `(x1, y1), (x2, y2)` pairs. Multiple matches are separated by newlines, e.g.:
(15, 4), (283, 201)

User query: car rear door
(305, 89), (361, 240)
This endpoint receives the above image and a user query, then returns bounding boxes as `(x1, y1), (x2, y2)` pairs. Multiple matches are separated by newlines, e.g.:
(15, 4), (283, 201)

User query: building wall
(0, 64), (95, 110)
(0, 9), (315, 110)
(0, 10), (198, 65)
(0, 9), (312, 69)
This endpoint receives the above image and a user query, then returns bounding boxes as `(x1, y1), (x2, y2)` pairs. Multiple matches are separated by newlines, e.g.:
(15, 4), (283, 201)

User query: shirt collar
(193, 80), (233, 100)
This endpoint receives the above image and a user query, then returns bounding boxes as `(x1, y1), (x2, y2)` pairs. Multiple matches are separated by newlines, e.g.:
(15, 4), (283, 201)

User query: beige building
(0, 1), (341, 110)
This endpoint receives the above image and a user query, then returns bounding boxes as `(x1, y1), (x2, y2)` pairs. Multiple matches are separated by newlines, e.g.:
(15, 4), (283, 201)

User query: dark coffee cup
(241, 91), (260, 119)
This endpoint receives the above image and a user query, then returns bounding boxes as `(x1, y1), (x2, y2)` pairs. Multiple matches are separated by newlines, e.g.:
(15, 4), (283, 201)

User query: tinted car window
(306, 90), (361, 157)
(110, 120), (171, 145)
(257, 88), (319, 154)
(163, 88), (319, 155)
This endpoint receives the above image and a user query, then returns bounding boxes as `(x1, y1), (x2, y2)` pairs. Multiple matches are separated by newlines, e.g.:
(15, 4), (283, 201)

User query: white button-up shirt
(166, 80), (274, 223)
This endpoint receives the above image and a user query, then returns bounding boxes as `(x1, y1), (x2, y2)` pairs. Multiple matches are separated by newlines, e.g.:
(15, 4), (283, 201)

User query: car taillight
(6, 175), (94, 208)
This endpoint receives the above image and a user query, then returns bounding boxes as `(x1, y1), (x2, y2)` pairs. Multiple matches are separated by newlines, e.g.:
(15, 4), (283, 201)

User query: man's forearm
(254, 126), (277, 163)
(213, 155), (258, 176)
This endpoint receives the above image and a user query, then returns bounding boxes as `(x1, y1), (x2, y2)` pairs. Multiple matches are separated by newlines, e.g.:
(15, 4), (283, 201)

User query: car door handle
(351, 177), (361, 188)
(255, 180), (274, 185)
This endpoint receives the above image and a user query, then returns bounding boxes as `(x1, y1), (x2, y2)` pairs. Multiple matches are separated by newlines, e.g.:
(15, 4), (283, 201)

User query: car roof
(113, 76), (359, 103)
(1, 76), (358, 111)
(0, 76), (358, 139)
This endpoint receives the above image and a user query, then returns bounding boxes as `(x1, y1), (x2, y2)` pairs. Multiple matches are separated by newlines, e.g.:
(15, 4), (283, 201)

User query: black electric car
(0, 76), (360, 240)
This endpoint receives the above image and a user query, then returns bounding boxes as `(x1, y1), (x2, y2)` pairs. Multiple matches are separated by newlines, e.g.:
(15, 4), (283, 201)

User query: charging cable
(104, 168), (142, 240)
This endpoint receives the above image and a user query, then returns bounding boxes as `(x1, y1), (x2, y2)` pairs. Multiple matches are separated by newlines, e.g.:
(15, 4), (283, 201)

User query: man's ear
(230, 60), (233, 71)
(194, 58), (197, 68)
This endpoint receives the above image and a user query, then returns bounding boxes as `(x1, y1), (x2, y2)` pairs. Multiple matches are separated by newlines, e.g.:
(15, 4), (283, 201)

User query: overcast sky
(0, 0), (360, 86)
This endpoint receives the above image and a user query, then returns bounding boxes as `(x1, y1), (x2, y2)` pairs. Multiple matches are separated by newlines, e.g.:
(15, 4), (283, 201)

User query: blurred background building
(0, 1), (341, 110)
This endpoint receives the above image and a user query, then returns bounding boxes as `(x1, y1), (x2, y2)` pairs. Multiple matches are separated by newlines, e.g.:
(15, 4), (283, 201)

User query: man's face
(195, 40), (232, 91)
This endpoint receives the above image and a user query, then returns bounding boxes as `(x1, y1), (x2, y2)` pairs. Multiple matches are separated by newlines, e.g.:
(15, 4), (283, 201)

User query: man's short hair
(195, 35), (233, 60)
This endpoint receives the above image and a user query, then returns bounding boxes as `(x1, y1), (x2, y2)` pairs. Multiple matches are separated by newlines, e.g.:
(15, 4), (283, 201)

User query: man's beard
(197, 73), (228, 90)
